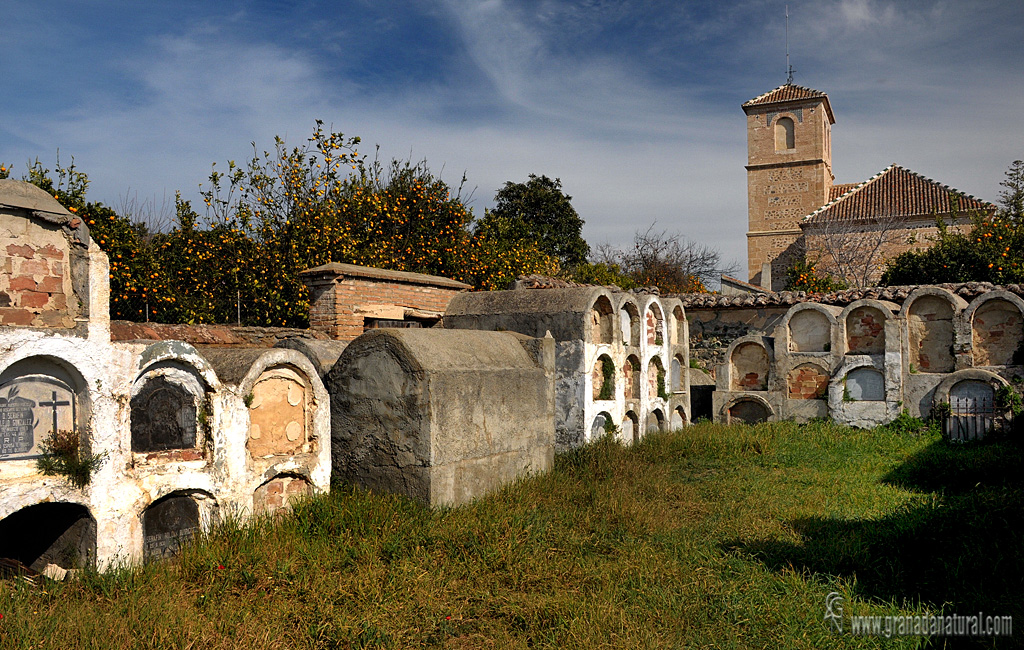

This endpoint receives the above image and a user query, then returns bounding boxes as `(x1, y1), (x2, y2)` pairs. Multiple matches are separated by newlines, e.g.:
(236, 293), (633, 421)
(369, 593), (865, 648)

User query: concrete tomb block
(248, 367), (308, 458)
(0, 502), (96, 571)
(728, 399), (769, 424)
(142, 495), (200, 561)
(130, 376), (197, 453)
(845, 367), (884, 401)
(787, 363), (829, 400)
(908, 296), (955, 372)
(846, 306), (885, 355)
(731, 342), (769, 391)
(789, 309), (830, 352)
(0, 374), (76, 460)
(254, 475), (311, 515)
(972, 299), (1023, 366)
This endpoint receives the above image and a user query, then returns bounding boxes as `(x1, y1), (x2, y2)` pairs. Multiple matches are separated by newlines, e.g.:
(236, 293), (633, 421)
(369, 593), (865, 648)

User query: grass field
(0, 419), (1020, 649)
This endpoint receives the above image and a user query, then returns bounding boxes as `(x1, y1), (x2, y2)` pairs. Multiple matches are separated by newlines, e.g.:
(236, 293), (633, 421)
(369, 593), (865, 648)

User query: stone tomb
(142, 494), (200, 562)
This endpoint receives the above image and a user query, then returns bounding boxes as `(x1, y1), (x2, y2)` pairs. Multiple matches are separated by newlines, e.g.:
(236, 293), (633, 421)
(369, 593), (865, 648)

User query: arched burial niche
(731, 342), (769, 391)
(947, 380), (998, 442)
(727, 399), (770, 425)
(775, 116), (795, 150)
(590, 295), (614, 345)
(646, 408), (665, 435)
(908, 295), (955, 372)
(620, 301), (640, 346)
(972, 298), (1024, 366)
(648, 356), (666, 400)
(672, 305), (686, 347)
(621, 410), (639, 443)
(671, 354), (684, 392)
(670, 406), (686, 430)
(0, 503), (96, 571)
(142, 493), (201, 562)
(846, 306), (886, 355)
(622, 355), (641, 400)
(646, 302), (664, 346)
(0, 357), (86, 462)
(844, 367), (884, 401)
(788, 308), (831, 352)
(591, 355), (615, 401)
(787, 363), (829, 400)
(254, 475), (312, 516)
(591, 411), (613, 440)
(247, 365), (311, 459)
(131, 364), (205, 455)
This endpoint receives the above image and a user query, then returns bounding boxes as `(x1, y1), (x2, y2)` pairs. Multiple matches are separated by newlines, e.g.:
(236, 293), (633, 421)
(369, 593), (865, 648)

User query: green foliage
(597, 356), (615, 400)
(657, 368), (669, 399)
(569, 261), (637, 289)
(995, 385), (1023, 417)
(882, 410), (934, 436)
(22, 126), (557, 326)
(785, 259), (848, 292)
(36, 429), (106, 489)
(479, 173), (590, 270)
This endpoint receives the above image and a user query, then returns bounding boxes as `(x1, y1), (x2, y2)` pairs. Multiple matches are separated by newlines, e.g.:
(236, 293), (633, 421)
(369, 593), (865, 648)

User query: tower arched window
(775, 116), (795, 150)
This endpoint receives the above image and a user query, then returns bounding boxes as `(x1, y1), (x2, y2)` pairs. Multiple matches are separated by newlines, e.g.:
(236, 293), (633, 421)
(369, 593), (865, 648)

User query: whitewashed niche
(0, 357), (87, 462)
(247, 366), (312, 459)
(131, 363), (206, 457)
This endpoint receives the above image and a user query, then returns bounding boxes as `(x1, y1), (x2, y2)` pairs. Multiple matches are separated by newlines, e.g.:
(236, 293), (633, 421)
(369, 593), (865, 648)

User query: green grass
(1, 420), (1021, 649)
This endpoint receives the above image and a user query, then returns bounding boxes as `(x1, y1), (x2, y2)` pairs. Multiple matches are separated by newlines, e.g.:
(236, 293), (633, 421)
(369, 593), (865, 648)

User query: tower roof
(802, 164), (996, 225)
(742, 83), (834, 123)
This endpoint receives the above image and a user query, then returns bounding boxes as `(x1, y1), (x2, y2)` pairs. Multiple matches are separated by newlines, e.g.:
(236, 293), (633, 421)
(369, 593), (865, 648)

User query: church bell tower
(742, 84), (834, 290)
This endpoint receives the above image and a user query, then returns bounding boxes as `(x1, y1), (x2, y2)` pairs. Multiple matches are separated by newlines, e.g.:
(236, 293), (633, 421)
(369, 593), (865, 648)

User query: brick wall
(0, 238), (75, 328)
(299, 263), (471, 341)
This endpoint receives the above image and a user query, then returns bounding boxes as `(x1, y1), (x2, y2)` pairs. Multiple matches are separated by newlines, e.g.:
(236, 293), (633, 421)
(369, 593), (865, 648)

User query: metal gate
(943, 395), (1007, 442)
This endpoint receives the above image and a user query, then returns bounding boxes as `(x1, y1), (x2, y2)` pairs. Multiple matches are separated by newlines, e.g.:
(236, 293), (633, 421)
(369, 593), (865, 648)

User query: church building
(742, 83), (995, 290)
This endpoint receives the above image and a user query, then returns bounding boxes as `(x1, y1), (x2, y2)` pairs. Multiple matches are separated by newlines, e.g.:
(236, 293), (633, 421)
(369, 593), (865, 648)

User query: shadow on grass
(723, 438), (1024, 637)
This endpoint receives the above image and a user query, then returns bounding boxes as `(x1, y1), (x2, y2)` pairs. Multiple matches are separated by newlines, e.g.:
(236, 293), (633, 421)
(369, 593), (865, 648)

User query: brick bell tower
(742, 83), (835, 290)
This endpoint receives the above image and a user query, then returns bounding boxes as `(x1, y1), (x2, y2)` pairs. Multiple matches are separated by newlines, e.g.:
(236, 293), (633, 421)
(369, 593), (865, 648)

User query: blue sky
(3, 0), (1023, 279)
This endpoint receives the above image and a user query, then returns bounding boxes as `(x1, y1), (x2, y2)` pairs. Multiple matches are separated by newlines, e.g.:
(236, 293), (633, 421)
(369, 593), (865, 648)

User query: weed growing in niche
(36, 429), (106, 489)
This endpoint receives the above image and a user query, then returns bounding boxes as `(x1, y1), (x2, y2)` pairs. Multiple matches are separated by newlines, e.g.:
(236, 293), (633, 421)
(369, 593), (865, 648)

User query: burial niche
(972, 298), (1024, 366)
(0, 371), (78, 462)
(908, 296), (955, 372)
(131, 375), (198, 453)
(620, 302), (640, 346)
(592, 355), (615, 401)
(846, 306), (886, 355)
(671, 355), (684, 392)
(646, 408), (665, 435)
(947, 380), (997, 442)
(728, 399), (769, 425)
(731, 342), (769, 391)
(0, 503), (96, 571)
(648, 356), (666, 400)
(673, 306), (686, 347)
(591, 411), (613, 439)
(621, 410), (638, 443)
(622, 355), (641, 400)
(142, 494), (200, 562)
(248, 366), (309, 458)
(788, 309), (830, 352)
(646, 303), (664, 346)
(845, 367), (884, 401)
(787, 363), (829, 400)
(254, 475), (312, 516)
(670, 406), (687, 430)
(590, 296), (614, 345)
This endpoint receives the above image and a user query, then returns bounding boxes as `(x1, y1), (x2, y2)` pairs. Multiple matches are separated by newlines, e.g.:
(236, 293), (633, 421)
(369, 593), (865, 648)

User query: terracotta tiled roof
(743, 83), (828, 107)
(829, 183), (858, 201)
(803, 164), (996, 225)
(742, 83), (835, 123)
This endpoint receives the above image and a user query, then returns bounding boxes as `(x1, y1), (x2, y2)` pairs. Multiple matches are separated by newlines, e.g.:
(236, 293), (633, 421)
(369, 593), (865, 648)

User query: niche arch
(671, 354), (685, 392)
(592, 354), (615, 401)
(0, 502), (96, 571)
(621, 410), (639, 444)
(646, 408), (665, 435)
(730, 341), (770, 391)
(254, 473), (312, 516)
(648, 356), (666, 400)
(141, 489), (217, 562)
(786, 362), (830, 400)
(622, 355), (641, 400)
(591, 411), (614, 440)
(902, 290), (960, 373)
(619, 300), (640, 347)
(670, 406), (687, 430)
(723, 395), (773, 425)
(843, 302), (890, 355)
(671, 304), (686, 347)
(784, 304), (837, 353)
(0, 355), (90, 462)
(590, 295), (615, 345)
(245, 364), (313, 459)
(645, 301), (664, 346)
(966, 292), (1024, 366)
(131, 360), (209, 455)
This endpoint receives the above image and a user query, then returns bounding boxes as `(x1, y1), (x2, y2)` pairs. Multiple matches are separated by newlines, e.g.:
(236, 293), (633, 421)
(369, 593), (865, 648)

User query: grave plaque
(0, 376), (76, 461)
(131, 376), (197, 453)
(142, 495), (199, 561)
(248, 371), (307, 458)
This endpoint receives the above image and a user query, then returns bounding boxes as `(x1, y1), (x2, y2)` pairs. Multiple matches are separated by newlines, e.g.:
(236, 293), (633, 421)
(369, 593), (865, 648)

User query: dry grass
(1, 420), (1020, 649)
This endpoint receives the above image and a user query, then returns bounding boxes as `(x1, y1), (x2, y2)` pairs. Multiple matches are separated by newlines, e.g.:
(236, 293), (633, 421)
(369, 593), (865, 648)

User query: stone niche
(130, 366), (204, 457)
(0, 502), (96, 571)
(846, 306), (886, 354)
(907, 295), (955, 372)
(0, 358), (83, 462)
(247, 366), (309, 459)
(971, 297), (1024, 366)
(646, 303), (664, 346)
(328, 328), (555, 506)
(142, 494), (201, 562)
(728, 398), (770, 424)
(622, 355), (640, 400)
(788, 307), (832, 353)
(253, 475), (311, 516)
(731, 342), (769, 391)
(787, 363), (829, 400)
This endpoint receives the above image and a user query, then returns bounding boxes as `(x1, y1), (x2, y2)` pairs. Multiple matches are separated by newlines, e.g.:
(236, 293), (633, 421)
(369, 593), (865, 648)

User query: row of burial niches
(0, 347), (328, 572)
(721, 290), (1024, 436)
(589, 294), (686, 349)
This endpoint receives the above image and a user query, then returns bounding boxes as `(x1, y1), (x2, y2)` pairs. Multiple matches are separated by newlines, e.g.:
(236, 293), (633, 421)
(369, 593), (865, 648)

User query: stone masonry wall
(1, 217), (78, 328)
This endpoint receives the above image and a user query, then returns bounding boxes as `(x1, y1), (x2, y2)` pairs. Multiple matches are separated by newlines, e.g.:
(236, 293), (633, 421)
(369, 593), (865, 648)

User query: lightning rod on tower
(786, 5), (795, 84)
